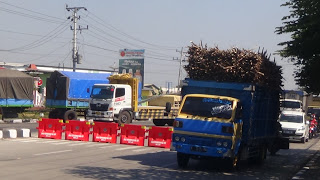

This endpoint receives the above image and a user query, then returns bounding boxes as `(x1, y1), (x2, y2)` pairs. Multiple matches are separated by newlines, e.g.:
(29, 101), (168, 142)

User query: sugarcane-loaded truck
(171, 43), (289, 168)
(86, 74), (180, 125)
(46, 71), (111, 120)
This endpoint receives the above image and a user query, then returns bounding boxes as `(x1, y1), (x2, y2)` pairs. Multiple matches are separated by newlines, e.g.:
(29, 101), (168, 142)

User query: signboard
(119, 49), (145, 86)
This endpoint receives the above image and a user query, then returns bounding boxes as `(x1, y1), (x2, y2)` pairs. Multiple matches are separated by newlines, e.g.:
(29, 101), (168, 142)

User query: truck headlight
(297, 126), (305, 131)
(175, 136), (180, 142)
(223, 142), (228, 147)
(181, 137), (186, 142)
(217, 141), (222, 146)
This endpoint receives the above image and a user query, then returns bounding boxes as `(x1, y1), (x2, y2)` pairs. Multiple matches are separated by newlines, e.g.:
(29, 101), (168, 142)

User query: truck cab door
(114, 87), (131, 111)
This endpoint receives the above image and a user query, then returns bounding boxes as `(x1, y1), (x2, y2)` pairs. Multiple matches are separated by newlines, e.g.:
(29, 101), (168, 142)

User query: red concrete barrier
(120, 124), (147, 146)
(65, 120), (91, 141)
(92, 122), (119, 143)
(37, 118), (64, 139)
(147, 126), (173, 148)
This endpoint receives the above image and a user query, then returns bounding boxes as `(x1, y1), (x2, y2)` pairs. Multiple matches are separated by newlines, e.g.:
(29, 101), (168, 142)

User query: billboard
(119, 49), (145, 86)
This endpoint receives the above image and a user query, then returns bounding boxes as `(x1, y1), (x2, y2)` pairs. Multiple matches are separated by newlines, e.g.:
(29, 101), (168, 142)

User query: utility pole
(176, 47), (185, 88)
(66, 5), (88, 72)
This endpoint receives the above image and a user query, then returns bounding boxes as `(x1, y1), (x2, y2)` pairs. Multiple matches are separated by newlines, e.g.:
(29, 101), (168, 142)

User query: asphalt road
(1, 121), (320, 179)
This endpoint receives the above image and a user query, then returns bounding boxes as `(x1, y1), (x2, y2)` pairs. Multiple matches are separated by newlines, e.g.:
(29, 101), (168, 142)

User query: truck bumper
(86, 116), (114, 122)
(171, 142), (233, 158)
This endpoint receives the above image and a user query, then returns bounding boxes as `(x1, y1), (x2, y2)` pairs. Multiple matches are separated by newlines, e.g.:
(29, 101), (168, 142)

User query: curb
(0, 128), (31, 139)
(0, 119), (38, 124)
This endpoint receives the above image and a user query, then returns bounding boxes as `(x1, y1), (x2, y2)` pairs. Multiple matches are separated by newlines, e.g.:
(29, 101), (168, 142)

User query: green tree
(276, 0), (320, 94)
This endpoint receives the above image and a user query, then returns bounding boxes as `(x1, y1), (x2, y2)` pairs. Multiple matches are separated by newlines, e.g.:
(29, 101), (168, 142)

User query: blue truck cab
(171, 79), (289, 168)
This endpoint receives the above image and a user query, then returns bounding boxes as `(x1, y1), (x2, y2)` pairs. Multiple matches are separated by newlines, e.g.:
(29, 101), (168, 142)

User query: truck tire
(256, 146), (267, 164)
(64, 110), (77, 120)
(177, 152), (189, 168)
(118, 111), (132, 124)
(301, 137), (306, 143)
(153, 119), (166, 126)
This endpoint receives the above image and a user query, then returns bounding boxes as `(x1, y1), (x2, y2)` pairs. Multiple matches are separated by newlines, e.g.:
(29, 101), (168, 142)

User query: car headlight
(297, 126), (305, 131)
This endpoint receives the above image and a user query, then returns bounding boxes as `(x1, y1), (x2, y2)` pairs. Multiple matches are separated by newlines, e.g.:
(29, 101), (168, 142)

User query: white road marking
(99, 144), (122, 149)
(86, 143), (111, 147)
(116, 146), (142, 151)
(17, 139), (39, 143)
(132, 148), (153, 152)
(34, 150), (72, 156)
(68, 143), (88, 146)
(51, 141), (73, 145)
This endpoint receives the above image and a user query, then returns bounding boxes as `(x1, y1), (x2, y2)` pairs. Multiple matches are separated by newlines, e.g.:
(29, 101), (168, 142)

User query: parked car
(279, 110), (309, 143)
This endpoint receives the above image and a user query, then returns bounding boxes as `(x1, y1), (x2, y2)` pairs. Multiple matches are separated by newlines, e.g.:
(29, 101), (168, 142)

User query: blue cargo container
(46, 71), (111, 120)
(171, 78), (289, 168)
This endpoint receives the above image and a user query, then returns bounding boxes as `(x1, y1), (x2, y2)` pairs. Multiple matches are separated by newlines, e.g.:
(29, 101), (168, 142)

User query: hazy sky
(0, 0), (297, 89)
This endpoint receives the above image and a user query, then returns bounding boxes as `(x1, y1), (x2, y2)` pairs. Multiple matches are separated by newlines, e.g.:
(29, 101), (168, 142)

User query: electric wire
(1, 20), (69, 52)
(0, 1), (65, 21)
(82, 18), (175, 59)
(85, 10), (178, 50)
(0, 7), (64, 24)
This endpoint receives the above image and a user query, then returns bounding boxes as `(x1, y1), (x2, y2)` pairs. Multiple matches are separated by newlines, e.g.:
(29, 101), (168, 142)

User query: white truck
(86, 74), (180, 125)
(280, 90), (306, 112)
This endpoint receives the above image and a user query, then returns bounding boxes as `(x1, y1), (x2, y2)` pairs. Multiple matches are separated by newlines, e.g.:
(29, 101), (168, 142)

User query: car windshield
(91, 86), (114, 99)
(180, 96), (234, 119)
(279, 114), (303, 123)
(280, 101), (301, 109)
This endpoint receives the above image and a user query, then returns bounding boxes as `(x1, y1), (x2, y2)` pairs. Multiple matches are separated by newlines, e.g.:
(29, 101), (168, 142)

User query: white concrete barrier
(0, 130), (3, 139)
(17, 128), (31, 138)
(3, 129), (17, 138)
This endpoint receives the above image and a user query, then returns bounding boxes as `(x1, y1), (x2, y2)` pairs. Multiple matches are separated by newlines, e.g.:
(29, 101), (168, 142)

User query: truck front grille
(90, 103), (109, 111)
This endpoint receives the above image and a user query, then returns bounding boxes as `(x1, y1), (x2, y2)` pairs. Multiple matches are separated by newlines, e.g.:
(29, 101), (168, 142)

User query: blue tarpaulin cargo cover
(46, 71), (111, 107)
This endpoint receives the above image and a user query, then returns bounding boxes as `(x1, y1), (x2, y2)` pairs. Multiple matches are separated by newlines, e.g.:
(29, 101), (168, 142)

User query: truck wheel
(119, 111), (132, 124)
(64, 110), (77, 120)
(301, 137), (306, 143)
(256, 146), (267, 164)
(177, 152), (189, 168)
(166, 119), (174, 126)
(153, 119), (166, 126)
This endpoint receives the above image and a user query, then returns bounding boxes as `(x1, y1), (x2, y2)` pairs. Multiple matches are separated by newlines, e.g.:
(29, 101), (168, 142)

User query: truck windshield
(279, 114), (303, 123)
(91, 86), (114, 99)
(180, 97), (233, 119)
(280, 101), (301, 109)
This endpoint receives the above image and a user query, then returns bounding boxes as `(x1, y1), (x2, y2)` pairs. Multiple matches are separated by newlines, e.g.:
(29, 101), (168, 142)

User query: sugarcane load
(184, 42), (283, 90)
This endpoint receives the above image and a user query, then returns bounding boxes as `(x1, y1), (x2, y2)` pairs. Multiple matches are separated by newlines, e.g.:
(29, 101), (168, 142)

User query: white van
(279, 110), (309, 143)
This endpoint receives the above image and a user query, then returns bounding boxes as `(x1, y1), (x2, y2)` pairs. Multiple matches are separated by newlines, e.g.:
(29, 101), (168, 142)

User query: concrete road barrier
(17, 128), (31, 138)
(2, 129), (17, 138)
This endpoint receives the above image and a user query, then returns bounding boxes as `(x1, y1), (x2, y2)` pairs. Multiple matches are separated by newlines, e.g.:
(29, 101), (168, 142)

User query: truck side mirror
(165, 102), (172, 112)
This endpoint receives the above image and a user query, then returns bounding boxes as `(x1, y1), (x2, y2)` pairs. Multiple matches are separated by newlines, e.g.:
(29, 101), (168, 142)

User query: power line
(0, 7), (64, 24)
(83, 19), (175, 58)
(85, 10), (178, 50)
(0, 1), (65, 21)
(0, 28), (69, 40)
(0, 20), (69, 52)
